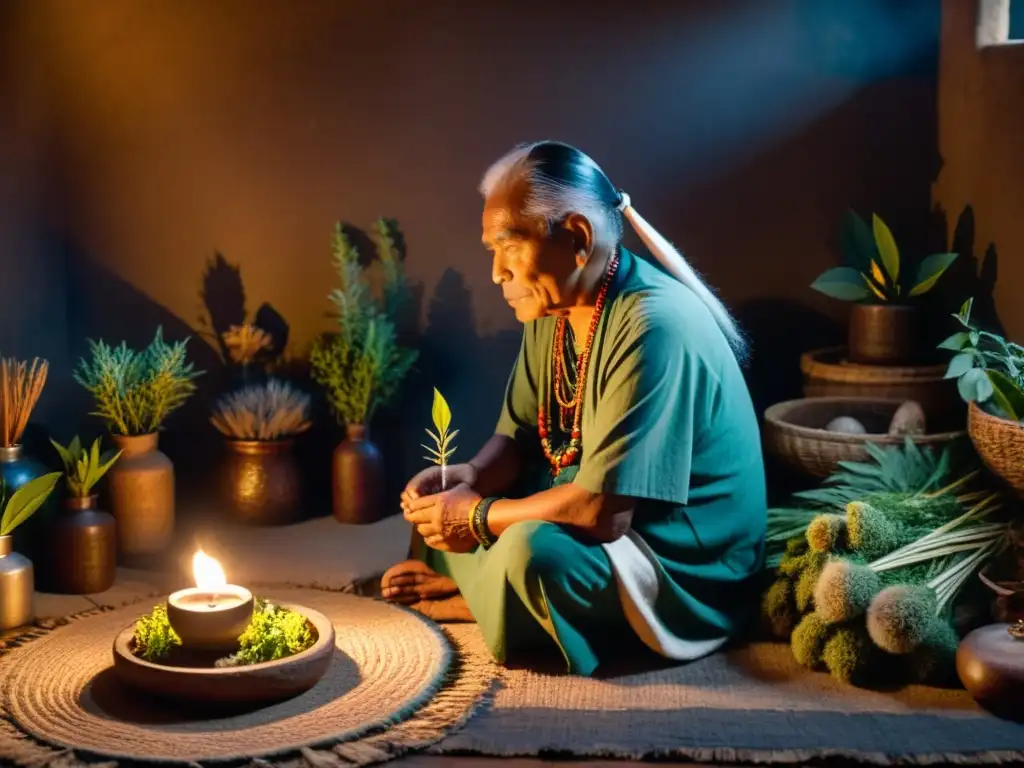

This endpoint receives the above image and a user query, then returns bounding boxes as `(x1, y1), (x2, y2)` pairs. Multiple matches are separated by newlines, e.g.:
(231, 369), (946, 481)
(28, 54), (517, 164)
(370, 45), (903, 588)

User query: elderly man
(382, 140), (766, 676)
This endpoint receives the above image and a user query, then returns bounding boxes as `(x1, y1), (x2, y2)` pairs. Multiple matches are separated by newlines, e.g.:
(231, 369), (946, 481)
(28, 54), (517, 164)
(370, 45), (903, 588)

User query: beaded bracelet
(471, 497), (499, 549)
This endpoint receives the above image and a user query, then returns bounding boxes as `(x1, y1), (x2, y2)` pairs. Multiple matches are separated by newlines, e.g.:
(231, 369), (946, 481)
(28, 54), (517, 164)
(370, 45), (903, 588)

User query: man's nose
(492, 253), (510, 285)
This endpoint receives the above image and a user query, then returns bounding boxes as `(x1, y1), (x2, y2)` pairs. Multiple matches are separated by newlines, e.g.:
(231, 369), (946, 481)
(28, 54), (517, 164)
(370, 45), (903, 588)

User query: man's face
(481, 189), (577, 323)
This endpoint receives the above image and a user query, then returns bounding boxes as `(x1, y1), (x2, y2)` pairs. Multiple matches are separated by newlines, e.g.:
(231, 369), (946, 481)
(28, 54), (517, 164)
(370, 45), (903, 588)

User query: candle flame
(192, 549), (227, 590)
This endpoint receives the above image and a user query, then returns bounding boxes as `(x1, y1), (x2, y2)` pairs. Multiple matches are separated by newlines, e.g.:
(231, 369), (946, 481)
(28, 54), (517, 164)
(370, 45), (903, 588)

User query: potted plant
(939, 298), (1024, 495)
(0, 356), (55, 563)
(811, 210), (958, 365)
(46, 436), (121, 594)
(310, 219), (418, 524)
(73, 327), (203, 556)
(0, 472), (62, 630)
(210, 378), (312, 525)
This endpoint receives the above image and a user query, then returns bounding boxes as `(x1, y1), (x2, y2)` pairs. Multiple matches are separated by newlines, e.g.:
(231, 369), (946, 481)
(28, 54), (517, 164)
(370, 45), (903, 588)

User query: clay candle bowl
(167, 549), (254, 651)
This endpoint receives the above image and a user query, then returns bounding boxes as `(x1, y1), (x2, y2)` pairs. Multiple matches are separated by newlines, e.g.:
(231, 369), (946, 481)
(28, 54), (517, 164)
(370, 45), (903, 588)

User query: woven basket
(968, 400), (1024, 497)
(764, 397), (967, 479)
(801, 347), (963, 428)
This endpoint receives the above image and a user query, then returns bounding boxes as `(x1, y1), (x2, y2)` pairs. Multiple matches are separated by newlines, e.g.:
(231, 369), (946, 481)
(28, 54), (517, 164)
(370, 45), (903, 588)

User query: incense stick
(0, 357), (48, 447)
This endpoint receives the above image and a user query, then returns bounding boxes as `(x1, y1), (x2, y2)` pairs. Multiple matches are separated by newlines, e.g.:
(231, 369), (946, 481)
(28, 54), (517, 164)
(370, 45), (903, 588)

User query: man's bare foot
(407, 594), (474, 622)
(381, 560), (459, 605)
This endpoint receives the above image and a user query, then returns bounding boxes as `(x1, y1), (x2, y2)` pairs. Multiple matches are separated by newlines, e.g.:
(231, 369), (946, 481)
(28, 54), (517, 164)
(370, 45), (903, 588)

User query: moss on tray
(131, 598), (316, 667)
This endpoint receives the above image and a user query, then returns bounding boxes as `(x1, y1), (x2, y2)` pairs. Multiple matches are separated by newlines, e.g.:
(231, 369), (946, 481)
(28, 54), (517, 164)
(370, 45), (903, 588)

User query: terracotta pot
(848, 304), (921, 365)
(331, 423), (384, 524)
(107, 433), (175, 555)
(45, 495), (116, 594)
(0, 534), (33, 631)
(0, 444), (56, 563)
(219, 439), (301, 525)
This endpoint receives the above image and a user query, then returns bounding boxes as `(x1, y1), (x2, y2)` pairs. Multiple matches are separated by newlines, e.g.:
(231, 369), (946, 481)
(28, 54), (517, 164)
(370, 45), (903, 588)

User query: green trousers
(419, 519), (640, 676)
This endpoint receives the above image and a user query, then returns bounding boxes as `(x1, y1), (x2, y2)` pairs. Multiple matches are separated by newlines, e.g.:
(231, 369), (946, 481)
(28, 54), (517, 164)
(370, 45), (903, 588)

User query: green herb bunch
(310, 219), (418, 426)
(811, 210), (958, 304)
(132, 604), (181, 661)
(0, 472), (62, 537)
(74, 327), (204, 436)
(218, 599), (314, 667)
(939, 298), (1024, 421)
(50, 436), (121, 498)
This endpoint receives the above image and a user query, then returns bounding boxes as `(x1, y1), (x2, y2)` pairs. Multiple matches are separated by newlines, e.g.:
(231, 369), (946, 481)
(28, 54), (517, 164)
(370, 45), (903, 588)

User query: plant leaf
(838, 209), (877, 272)
(424, 427), (442, 447)
(958, 367), (993, 403)
(49, 438), (72, 472)
(945, 353), (975, 380)
(862, 272), (888, 301)
(0, 472), (61, 536)
(986, 370), (1024, 421)
(431, 388), (451, 436)
(810, 267), (871, 301)
(909, 252), (958, 297)
(959, 297), (974, 323)
(938, 332), (970, 352)
(872, 213), (900, 284)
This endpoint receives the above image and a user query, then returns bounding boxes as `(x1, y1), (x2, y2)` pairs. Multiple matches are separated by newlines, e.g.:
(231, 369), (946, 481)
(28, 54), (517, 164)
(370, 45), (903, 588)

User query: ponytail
(617, 193), (748, 362)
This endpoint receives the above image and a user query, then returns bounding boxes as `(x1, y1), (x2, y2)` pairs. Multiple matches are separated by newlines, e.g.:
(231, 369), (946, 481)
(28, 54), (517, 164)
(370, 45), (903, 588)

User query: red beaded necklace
(538, 253), (620, 475)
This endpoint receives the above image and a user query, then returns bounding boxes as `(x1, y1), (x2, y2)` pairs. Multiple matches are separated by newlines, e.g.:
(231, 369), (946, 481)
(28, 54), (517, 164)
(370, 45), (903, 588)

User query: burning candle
(166, 549), (254, 650)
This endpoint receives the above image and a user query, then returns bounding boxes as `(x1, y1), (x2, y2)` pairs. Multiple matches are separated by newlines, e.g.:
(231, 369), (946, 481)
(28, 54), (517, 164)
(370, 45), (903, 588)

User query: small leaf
(838, 209), (877, 272)
(938, 332), (970, 351)
(970, 330), (980, 346)
(945, 353), (975, 380)
(420, 444), (443, 460)
(424, 427), (442, 446)
(869, 261), (887, 288)
(0, 472), (62, 536)
(986, 370), (1024, 421)
(862, 272), (888, 301)
(68, 435), (82, 461)
(50, 438), (72, 471)
(909, 252), (958, 297)
(958, 367), (993, 403)
(431, 388), (452, 436)
(810, 267), (871, 301)
(959, 297), (974, 323)
(872, 214), (900, 284)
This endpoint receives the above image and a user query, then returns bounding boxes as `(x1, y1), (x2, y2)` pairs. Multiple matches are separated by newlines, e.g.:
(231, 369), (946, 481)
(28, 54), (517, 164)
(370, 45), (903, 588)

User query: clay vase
(331, 423), (384, 524)
(45, 494), (116, 594)
(219, 438), (301, 525)
(0, 534), (33, 631)
(107, 433), (175, 556)
(0, 444), (56, 564)
(848, 304), (921, 365)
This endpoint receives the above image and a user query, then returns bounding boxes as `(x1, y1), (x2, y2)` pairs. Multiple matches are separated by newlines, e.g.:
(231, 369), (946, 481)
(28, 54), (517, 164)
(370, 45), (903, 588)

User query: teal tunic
(421, 248), (767, 676)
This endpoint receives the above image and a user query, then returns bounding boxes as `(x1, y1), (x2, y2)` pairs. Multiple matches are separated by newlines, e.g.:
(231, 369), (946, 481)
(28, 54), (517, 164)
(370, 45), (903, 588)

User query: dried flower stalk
(211, 379), (312, 441)
(221, 324), (273, 366)
(0, 357), (48, 447)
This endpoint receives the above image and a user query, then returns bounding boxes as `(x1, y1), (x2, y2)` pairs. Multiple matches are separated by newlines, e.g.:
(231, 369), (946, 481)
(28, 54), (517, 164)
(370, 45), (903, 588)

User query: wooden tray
(111, 603), (335, 706)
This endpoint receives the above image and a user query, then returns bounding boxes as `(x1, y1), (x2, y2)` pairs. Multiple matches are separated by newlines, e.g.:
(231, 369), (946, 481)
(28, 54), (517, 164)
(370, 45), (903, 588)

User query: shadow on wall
(67, 237), (522, 522)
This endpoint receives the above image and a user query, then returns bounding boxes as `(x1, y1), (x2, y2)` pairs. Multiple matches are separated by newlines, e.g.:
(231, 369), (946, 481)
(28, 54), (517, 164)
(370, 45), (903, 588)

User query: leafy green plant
(938, 298), (1024, 420)
(50, 436), (121, 498)
(74, 327), (204, 436)
(811, 210), (958, 303)
(0, 473), (63, 537)
(310, 220), (418, 426)
(129, 598), (316, 665)
(423, 388), (458, 490)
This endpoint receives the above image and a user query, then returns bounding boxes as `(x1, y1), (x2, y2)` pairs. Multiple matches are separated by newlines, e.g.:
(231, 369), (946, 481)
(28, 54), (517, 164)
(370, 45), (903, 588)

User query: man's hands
(401, 483), (482, 553)
(401, 462), (478, 504)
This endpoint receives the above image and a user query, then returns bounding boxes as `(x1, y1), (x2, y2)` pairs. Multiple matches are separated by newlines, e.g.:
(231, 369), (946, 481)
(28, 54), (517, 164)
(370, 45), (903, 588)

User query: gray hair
(480, 141), (748, 362)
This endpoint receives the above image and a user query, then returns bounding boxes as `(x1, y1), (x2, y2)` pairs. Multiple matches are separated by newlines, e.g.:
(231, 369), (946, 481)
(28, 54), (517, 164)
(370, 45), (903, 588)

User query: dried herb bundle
(210, 379), (311, 440)
(0, 357), (48, 447)
(221, 324), (273, 366)
(74, 327), (203, 436)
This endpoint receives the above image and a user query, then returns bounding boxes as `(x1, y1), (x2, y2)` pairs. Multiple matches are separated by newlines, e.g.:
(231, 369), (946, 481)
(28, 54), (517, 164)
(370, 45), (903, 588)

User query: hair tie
(616, 192), (631, 212)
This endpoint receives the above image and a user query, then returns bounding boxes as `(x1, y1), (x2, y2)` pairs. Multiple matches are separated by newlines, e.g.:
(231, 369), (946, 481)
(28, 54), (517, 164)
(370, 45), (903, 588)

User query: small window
(1011, 0), (1024, 39)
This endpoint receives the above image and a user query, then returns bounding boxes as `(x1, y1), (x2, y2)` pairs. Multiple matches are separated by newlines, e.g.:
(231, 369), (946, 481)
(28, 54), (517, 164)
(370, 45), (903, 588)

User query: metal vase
(219, 438), (301, 525)
(45, 495), (117, 594)
(848, 304), (921, 365)
(0, 534), (34, 631)
(106, 433), (175, 556)
(331, 423), (384, 525)
(0, 445), (56, 563)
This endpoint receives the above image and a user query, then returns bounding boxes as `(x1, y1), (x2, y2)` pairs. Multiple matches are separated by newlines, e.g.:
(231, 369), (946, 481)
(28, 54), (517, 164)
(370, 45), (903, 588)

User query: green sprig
(50, 435), (121, 498)
(423, 388), (458, 490)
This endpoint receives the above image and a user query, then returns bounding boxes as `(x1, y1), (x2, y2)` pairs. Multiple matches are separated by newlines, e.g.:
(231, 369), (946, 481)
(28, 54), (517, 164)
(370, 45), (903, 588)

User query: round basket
(801, 347), (963, 427)
(968, 400), (1024, 497)
(764, 396), (967, 479)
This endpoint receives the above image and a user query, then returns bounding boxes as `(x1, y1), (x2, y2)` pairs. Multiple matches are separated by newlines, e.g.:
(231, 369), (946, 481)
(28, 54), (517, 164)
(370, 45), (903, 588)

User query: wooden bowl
(111, 603), (335, 706)
(763, 396), (967, 479)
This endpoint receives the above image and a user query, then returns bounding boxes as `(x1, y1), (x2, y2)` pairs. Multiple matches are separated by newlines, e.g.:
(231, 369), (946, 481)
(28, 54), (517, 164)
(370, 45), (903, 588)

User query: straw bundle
(0, 357), (48, 447)
(211, 379), (311, 441)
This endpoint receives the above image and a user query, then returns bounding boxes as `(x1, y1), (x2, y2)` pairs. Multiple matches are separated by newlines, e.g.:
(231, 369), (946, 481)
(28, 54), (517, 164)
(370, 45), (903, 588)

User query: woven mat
(0, 588), (499, 766)
(431, 636), (1024, 765)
